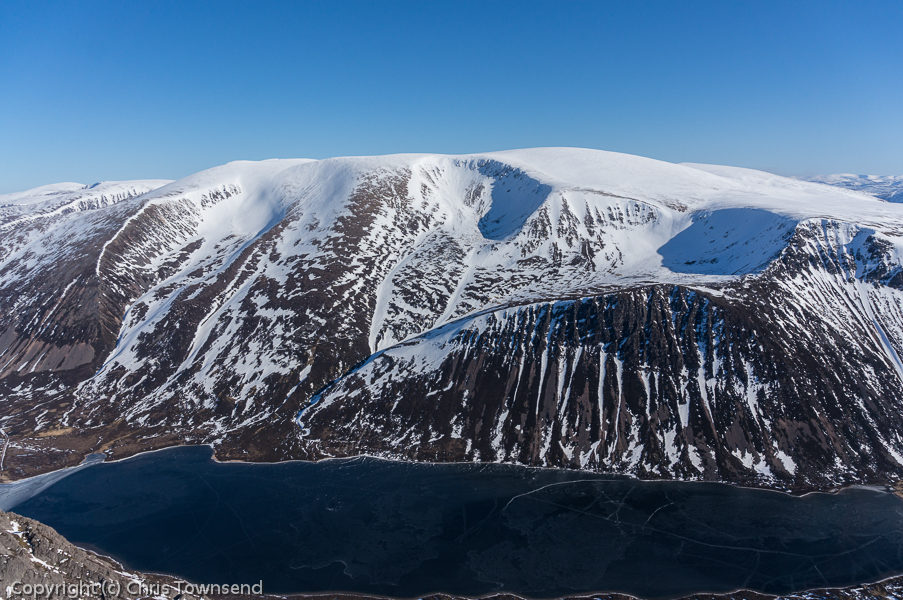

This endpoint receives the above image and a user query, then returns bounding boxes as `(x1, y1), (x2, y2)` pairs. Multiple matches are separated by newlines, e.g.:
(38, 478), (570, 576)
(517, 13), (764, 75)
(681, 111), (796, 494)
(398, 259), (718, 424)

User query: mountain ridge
(1, 148), (903, 491)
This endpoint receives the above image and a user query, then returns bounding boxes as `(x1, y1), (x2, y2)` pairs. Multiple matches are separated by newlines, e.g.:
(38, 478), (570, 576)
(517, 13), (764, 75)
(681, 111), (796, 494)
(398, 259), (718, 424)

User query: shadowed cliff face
(1, 151), (903, 490)
(296, 280), (903, 489)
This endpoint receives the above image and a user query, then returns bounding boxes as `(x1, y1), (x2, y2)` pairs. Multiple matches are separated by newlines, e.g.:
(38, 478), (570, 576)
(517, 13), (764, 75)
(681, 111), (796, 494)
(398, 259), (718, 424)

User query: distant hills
(802, 173), (903, 203)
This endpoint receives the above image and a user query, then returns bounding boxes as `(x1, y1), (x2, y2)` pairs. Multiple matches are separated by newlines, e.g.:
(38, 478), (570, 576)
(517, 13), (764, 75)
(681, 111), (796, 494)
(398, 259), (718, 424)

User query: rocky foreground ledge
(0, 509), (203, 600)
(1, 509), (902, 600)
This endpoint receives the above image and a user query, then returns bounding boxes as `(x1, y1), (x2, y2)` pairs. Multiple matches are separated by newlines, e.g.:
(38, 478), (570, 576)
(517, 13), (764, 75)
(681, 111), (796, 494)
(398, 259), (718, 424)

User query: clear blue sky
(1, 0), (901, 193)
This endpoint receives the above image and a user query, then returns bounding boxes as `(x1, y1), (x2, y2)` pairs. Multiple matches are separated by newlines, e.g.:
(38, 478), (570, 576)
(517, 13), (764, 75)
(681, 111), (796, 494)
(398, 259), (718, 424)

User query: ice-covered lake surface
(8, 445), (903, 599)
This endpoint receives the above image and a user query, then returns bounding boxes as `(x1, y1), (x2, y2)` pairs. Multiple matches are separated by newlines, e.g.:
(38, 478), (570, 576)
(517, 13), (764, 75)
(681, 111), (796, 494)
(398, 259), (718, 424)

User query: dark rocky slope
(0, 509), (202, 599)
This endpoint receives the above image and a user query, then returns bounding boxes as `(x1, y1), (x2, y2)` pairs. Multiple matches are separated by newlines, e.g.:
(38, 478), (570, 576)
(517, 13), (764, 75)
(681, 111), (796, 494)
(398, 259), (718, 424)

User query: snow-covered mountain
(3, 149), (903, 490)
(802, 174), (903, 203)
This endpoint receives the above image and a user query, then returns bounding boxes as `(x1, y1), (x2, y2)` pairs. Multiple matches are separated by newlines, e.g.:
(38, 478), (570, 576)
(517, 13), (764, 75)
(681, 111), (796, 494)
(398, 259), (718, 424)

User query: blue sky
(1, 0), (901, 193)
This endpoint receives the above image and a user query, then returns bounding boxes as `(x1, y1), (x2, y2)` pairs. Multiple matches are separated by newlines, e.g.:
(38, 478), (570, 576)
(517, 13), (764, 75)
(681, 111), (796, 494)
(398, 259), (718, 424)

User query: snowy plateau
(2, 148), (903, 491)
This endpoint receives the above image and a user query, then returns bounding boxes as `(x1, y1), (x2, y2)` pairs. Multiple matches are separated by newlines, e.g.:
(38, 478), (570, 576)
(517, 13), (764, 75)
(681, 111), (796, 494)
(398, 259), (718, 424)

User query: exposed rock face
(1, 151), (903, 490)
(0, 509), (201, 599)
(0, 181), (169, 379)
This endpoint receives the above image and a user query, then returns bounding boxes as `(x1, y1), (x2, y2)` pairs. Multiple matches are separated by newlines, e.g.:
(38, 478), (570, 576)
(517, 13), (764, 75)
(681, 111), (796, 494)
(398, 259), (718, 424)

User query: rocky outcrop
(0, 509), (202, 599)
